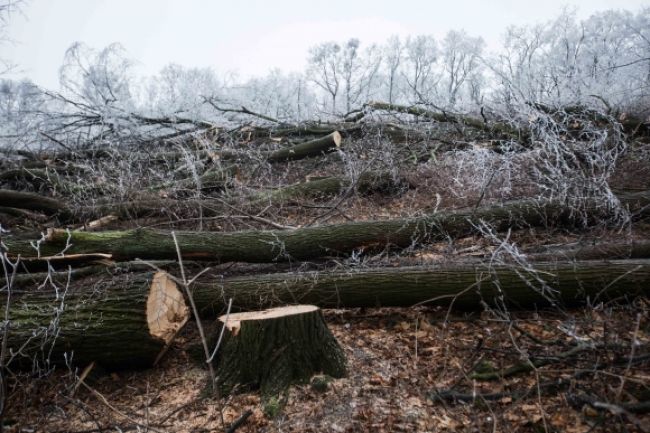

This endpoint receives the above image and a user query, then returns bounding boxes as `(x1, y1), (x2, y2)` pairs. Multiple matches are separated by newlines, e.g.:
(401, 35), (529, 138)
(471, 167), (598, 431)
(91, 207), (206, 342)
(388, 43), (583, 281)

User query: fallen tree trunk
(526, 239), (650, 261)
(7, 191), (649, 262)
(0, 189), (71, 218)
(1, 271), (188, 369)
(251, 171), (406, 205)
(154, 165), (238, 193)
(190, 259), (650, 313)
(11, 260), (650, 316)
(365, 102), (528, 141)
(266, 131), (342, 162)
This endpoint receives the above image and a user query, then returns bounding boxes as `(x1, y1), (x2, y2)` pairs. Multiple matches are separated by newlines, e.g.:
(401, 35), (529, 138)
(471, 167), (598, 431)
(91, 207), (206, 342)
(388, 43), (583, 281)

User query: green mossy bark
(3, 199), (589, 262)
(214, 308), (346, 399)
(1, 272), (164, 370)
(252, 171), (404, 205)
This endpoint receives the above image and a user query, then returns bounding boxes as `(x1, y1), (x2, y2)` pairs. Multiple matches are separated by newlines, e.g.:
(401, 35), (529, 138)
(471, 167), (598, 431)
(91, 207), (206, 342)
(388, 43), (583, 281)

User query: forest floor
(7, 301), (650, 433)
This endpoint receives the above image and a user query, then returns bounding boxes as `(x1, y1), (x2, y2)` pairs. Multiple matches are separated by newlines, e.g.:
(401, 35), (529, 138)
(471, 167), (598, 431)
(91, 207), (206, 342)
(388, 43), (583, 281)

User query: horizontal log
(251, 171), (406, 205)
(365, 102), (527, 141)
(266, 131), (342, 162)
(5, 190), (650, 262)
(190, 260), (650, 313)
(154, 166), (238, 193)
(2, 199), (564, 261)
(0, 189), (71, 218)
(527, 239), (650, 261)
(12, 260), (649, 316)
(2, 271), (189, 369)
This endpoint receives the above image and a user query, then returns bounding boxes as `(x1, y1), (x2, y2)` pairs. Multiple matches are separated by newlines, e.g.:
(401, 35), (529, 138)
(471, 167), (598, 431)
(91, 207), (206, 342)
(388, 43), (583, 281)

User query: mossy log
(526, 239), (650, 261)
(214, 305), (346, 399)
(252, 171), (406, 205)
(154, 166), (238, 193)
(7, 190), (649, 262)
(365, 101), (528, 141)
(189, 260), (650, 314)
(1, 271), (188, 370)
(266, 131), (342, 162)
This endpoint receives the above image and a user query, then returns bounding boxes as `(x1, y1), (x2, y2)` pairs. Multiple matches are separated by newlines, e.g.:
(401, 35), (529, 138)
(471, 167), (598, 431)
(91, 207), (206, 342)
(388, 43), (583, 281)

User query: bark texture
(190, 260), (650, 314)
(0, 189), (70, 217)
(266, 131), (342, 162)
(7, 193), (647, 262)
(1, 271), (188, 370)
(214, 305), (346, 399)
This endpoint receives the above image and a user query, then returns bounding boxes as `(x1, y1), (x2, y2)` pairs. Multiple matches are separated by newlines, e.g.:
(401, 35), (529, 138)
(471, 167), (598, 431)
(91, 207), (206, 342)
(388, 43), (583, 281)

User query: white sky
(3, 0), (649, 89)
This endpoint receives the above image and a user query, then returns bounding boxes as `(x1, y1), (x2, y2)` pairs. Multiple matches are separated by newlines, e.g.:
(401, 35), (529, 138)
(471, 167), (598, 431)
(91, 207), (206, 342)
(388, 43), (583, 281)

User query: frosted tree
(439, 30), (485, 108)
(402, 35), (438, 104)
(307, 41), (341, 115)
(382, 35), (404, 104)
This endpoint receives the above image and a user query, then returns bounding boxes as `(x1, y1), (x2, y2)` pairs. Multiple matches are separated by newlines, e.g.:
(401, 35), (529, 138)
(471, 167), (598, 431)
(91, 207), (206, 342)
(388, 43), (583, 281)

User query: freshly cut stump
(215, 305), (346, 399)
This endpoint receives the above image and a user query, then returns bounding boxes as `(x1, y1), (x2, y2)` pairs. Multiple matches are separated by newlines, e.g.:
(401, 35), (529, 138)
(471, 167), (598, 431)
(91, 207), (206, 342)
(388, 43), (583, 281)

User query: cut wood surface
(214, 305), (346, 399)
(2, 271), (188, 369)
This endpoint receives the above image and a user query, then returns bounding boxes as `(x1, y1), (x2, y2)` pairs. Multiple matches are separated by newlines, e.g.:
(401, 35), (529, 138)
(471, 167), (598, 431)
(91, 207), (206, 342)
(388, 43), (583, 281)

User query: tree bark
(214, 305), (346, 399)
(266, 131), (342, 162)
(526, 239), (650, 261)
(154, 166), (238, 193)
(189, 260), (650, 314)
(366, 101), (528, 141)
(1, 271), (188, 370)
(11, 260), (649, 318)
(0, 189), (70, 218)
(7, 192), (648, 262)
(251, 171), (406, 205)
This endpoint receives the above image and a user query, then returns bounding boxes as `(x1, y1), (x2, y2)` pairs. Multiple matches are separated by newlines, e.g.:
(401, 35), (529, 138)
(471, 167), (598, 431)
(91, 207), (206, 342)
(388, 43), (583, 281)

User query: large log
(266, 131), (342, 162)
(251, 171), (406, 205)
(1, 271), (189, 369)
(10, 260), (649, 318)
(6, 191), (649, 262)
(365, 102), (528, 141)
(189, 260), (650, 314)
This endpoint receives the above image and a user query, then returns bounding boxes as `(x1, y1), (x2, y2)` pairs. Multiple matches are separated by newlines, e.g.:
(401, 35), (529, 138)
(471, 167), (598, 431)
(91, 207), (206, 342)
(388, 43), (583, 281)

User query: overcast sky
(3, 0), (649, 89)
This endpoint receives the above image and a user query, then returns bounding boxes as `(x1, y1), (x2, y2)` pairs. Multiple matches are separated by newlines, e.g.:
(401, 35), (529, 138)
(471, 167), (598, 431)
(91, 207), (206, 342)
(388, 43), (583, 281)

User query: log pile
(1, 106), (649, 408)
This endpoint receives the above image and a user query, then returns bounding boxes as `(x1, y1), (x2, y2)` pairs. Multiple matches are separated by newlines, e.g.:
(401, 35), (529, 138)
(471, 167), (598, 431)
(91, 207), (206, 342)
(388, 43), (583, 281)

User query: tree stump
(214, 305), (346, 399)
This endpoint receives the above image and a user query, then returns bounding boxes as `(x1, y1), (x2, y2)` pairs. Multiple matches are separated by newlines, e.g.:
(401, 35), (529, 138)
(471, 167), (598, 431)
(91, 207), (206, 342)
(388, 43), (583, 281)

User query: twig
(225, 409), (253, 433)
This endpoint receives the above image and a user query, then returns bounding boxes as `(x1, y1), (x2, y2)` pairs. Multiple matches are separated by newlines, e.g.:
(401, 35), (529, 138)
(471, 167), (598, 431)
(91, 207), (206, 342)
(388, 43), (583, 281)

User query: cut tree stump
(2, 271), (189, 370)
(214, 305), (346, 399)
